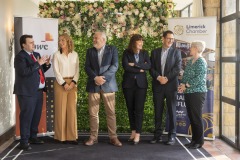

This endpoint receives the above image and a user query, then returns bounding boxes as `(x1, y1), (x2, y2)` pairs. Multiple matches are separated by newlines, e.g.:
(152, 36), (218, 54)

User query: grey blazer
(85, 45), (118, 93)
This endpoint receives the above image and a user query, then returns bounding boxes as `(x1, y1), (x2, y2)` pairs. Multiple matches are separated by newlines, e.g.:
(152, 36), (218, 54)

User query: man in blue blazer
(150, 30), (181, 145)
(14, 35), (51, 150)
(84, 31), (122, 147)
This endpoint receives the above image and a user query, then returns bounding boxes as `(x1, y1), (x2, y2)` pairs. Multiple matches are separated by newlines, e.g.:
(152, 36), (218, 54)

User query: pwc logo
(41, 33), (54, 42)
(35, 33), (54, 50)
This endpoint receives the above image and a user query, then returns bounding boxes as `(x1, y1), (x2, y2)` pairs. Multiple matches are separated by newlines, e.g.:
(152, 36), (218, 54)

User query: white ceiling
(33, 0), (193, 11)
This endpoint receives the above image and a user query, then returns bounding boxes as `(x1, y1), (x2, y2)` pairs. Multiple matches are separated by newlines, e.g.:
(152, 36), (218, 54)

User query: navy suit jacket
(13, 50), (51, 96)
(122, 49), (151, 89)
(150, 47), (181, 92)
(85, 45), (118, 93)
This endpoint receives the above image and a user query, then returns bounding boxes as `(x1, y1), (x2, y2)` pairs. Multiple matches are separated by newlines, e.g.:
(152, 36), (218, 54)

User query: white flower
(143, 7), (147, 11)
(134, 9), (139, 15)
(66, 17), (71, 21)
(87, 30), (92, 37)
(56, 3), (60, 7)
(150, 5), (156, 11)
(144, 21), (148, 26)
(60, 5), (65, 9)
(75, 29), (81, 36)
(113, 24), (118, 30)
(73, 14), (80, 21)
(157, 2), (162, 7)
(139, 13), (144, 18)
(69, 3), (75, 8)
(127, 11), (132, 16)
(114, 9), (118, 13)
(109, 3), (115, 9)
(93, 3), (98, 8)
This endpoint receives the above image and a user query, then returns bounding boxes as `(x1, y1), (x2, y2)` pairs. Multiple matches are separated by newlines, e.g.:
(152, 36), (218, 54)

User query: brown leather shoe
(84, 138), (98, 146)
(110, 138), (122, 147)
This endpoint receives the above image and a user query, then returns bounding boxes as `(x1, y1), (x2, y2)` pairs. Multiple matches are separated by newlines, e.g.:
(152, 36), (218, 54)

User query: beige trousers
(54, 79), (78, 141)
(88, 91), (117, 140)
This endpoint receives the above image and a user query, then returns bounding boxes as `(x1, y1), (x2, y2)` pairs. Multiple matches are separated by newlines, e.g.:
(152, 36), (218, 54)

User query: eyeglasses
(165, 38), (174, 41)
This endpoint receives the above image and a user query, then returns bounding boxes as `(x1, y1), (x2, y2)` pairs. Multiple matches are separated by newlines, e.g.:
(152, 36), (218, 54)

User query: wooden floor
(203, 138), (240, 160)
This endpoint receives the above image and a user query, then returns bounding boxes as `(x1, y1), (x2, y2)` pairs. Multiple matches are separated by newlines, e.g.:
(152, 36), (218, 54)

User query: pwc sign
(35, 33), (54, 50)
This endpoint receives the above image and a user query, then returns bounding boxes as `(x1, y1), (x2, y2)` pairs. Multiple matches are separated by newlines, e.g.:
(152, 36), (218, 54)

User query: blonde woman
(178, 40), (207, 149)
(53, 33), (79, 144)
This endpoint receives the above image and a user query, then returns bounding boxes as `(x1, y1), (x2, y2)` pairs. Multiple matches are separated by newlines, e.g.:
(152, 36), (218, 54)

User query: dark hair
(162, 30), (174, 38)
(127, 34), (143, 53)
(20, 35), (33, 49)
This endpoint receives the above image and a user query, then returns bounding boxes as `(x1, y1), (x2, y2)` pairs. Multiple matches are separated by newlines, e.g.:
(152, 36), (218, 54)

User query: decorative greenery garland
(39, 0), (175, 133)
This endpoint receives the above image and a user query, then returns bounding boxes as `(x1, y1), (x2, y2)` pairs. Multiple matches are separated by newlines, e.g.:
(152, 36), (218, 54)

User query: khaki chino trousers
(54, 79), (78, 141)
(88, 91), (117, 140)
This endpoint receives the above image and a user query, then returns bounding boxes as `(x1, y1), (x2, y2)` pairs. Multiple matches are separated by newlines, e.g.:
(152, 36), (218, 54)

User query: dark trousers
(185, 92), (206, 144)
(17, 90), (43, 144)
(153, 89), (177, 138)
(123, 81), (147, 133)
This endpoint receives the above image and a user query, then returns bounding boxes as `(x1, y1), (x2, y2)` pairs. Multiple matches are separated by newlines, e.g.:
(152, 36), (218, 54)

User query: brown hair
(127, 34), (143, 53)
(59, 33), (74, 53)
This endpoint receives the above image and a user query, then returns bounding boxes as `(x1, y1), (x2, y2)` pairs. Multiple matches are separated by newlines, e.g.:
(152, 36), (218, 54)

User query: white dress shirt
(161, 48), (169, 76)
(53, 50), (79, 85)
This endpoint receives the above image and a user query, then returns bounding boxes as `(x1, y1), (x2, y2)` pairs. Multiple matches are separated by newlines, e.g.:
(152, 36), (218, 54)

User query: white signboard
(21, 17), (58, 77)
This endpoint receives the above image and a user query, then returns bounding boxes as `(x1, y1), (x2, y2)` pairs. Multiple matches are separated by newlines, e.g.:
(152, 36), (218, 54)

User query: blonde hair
(191, 40), (206, 53)
(59, 33), (74, 53)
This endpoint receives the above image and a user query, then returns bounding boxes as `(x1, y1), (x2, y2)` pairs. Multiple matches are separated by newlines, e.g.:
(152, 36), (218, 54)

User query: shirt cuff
(61, 82), (66, 86)
(72, 80), (77, 84)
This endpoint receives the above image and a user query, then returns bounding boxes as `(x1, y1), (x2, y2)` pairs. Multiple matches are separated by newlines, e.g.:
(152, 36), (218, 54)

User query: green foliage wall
(39, 0), (175, 133)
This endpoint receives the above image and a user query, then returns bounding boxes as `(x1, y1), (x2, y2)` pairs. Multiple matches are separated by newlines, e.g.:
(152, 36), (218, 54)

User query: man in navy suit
(150, 30), (181, 145)
(14, 35), (51, 150)
(84, 31), (122, 147)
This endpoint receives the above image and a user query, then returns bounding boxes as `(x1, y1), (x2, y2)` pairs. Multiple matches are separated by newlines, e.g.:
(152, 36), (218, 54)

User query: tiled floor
(203, 138), (240, 160)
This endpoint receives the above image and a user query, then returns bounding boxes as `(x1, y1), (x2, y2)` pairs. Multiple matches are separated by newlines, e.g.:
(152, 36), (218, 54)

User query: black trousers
(17, 90), (43, 144)
(153, 89), (177, 138)
(185, 92), (206, 144)
(123, 81), (147, 133)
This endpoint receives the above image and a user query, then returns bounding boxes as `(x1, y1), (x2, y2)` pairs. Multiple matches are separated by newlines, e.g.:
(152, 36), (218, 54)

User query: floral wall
(39, 0), (175, 133)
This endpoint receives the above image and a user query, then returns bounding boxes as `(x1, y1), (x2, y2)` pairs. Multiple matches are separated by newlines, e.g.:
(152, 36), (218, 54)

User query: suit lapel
(164, 47), (173, 74)
(157, 48), (163, 74)
(138, 51), (143, 63)
(92, 48), (100, 70)
(101, 46), (108, 67)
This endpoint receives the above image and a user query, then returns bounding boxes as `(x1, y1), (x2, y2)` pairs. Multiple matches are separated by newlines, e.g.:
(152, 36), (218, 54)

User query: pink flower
(114, 0), (120, 3)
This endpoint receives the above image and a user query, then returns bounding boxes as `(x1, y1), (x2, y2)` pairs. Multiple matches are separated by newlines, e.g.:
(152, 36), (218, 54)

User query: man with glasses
(149, 30), (181, 145)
